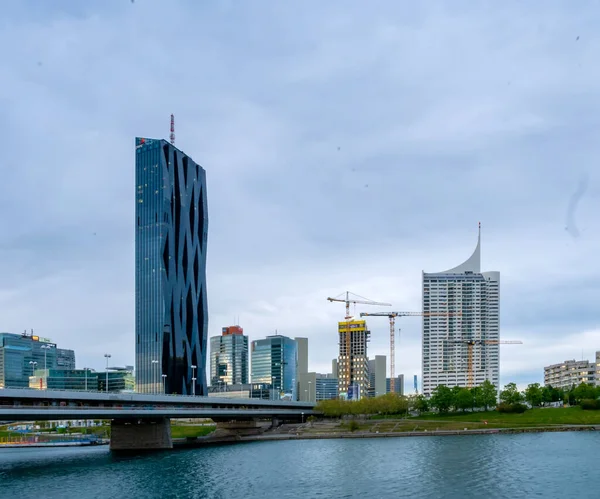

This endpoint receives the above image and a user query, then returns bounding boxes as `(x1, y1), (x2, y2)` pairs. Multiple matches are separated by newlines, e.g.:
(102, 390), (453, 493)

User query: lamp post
(83, 368), (89, 391)
(191, 365), (197, 396)
(104, 354), (111, 393)
(151, 360), (159, 394)
(41, 345), (52, 389)
(162, 374), (167, 394)
(29, 360), (37, 378)
(308, 380), (312, 403)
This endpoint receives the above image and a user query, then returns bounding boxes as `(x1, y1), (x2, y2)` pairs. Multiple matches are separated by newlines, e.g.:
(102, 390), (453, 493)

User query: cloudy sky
(2, 0), (599, 392)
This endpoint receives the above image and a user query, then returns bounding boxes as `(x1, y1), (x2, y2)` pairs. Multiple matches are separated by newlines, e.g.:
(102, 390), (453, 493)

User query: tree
(414, 395), (429, 415)
(471, 386), (483, 411)
(455, 388), (473, 412)
(451, 386), (462, 411)
(430, 385), (454, 414)
(524, 383), (543, 407)
(480, 380), (498, 410)
(541, 385), (553, 405)
(499, 382), (523, 405)
(573, 382), (597, 403)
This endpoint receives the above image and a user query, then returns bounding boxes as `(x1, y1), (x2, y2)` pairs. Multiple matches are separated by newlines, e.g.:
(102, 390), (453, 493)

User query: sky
(1, 0), (599, 393)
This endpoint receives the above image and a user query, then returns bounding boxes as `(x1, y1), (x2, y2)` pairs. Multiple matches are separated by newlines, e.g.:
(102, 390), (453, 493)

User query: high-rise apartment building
(544, 354), (598, 390)
(251, 335), (298, 399)
(338, 319), (370, 399)
(368, 355), (387, 397)
(422, 225), (500, 397)
(210, 326), (249, 386)
(0, 332), (76, 388)
(135, 137), (208, 395)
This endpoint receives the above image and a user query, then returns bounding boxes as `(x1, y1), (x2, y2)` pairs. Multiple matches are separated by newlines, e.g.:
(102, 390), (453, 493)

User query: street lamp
(308, 380), (312, 403)
(104, 354), (111, 393)
(29, 361), (37, 378)
(162, 374), (167, 394)
(151, 360), (159, 394)
(83, 368), (89, 391)
(191, 365), (197, 396)
(40, 345), (53, 389)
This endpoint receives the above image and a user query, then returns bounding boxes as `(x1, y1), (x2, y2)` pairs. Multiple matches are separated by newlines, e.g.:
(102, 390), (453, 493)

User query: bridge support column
(271, 417), (280, 429)
(110, 418), (173, 451)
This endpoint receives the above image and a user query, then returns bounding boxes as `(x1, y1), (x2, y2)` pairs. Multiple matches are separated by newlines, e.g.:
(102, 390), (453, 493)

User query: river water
(0, 432), (597, 498)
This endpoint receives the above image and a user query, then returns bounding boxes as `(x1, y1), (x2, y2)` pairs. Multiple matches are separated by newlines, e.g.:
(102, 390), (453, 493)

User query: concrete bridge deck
(0, 388), (316, 451)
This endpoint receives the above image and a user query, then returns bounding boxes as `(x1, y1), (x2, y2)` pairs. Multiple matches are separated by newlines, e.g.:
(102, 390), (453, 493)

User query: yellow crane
(327, 292), (391, 397)
(448, 339), (523, 388)
(361, 311), (461, 393)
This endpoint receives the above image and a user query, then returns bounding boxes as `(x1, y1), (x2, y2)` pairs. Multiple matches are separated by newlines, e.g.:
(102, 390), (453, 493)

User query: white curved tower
(421, 224), (500, 397)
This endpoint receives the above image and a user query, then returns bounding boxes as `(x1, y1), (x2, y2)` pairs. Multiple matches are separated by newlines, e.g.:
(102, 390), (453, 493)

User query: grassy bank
(170, 423), (216, 439)
(411, 407), (600, 427)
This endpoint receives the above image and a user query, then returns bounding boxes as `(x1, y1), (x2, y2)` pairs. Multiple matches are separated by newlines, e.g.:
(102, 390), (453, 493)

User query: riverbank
(0, 439), (109, 448)
(172, 421), (599, 448)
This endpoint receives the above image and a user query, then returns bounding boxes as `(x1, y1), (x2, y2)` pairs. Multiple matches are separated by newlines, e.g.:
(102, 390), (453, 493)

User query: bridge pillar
(110, 418), (173, 451)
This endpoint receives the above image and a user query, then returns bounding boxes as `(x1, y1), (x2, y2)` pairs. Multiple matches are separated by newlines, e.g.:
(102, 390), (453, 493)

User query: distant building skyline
(135, 137), (208, 396)
(422, 225), (500, 397)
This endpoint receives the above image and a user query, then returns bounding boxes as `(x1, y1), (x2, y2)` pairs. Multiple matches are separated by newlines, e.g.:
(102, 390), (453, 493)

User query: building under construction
(337, 319), (370, 399)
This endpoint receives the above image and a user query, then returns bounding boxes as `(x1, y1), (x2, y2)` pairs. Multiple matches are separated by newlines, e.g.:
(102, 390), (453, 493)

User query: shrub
(497, 402), (528, 414)
(347, 420), (359, 432)
(580, 399), (600, 410)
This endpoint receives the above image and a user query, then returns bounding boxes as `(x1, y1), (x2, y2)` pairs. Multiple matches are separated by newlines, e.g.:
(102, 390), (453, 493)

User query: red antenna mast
(170, 114), (175, 145)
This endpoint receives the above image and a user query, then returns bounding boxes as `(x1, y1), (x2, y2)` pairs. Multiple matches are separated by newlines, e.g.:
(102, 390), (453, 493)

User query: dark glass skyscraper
(135, 137), (208, 395)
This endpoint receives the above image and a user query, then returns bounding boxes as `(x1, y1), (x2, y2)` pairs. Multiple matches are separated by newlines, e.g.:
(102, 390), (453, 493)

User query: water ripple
(0, 433), (599, 498)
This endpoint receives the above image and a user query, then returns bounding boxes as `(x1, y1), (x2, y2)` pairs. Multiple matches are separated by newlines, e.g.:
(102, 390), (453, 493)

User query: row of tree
(314, 381), (600, 417)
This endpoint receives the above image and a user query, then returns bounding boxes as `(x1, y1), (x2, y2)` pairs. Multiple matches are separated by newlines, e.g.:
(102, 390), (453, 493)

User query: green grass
(170, 424), (216, 439)
(411, 407), (600, 427)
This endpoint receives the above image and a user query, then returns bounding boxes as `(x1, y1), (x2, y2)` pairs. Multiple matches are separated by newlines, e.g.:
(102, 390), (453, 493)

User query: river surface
(0, 432), (597, 498)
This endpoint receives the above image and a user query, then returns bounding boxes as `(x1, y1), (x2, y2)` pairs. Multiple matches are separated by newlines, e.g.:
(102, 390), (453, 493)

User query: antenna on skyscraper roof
(170, 114), (175, 145)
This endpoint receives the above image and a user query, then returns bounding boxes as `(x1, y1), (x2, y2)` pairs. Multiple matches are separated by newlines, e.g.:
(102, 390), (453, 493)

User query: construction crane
(360, 311), (461, 393)
(327, 292), (391, 397)
(448, 339), (523, 388)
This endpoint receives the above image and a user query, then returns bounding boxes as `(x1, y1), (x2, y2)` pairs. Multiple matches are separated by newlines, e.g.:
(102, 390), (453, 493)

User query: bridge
(0, 388), (316, 451)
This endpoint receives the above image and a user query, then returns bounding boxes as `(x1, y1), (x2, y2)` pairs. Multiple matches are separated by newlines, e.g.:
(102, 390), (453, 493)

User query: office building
(386, 375), (405, 395)
(29, 368), (98, 391)
(544, 354), (598, 390)
(338, 319), (370, 399)
(368, 355), (387, 397)
(135, 137), (208, 395)
(210, 325), (249, 386)
(299, 372), (339, 402)
(422, 224), (500, 397)
(296, 337), (308, 376)
(251, 334), (298, 399)
(294, 337), (308, 401)
(0, 331), (76, 389)
(98, 367), (136, 393)
(207, 383), (252, 398)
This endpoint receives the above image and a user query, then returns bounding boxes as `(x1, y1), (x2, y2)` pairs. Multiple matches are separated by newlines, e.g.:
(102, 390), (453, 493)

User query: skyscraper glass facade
(251, 335), (298, 399)
(135, 137), (208, 395)
(210, 326), (249, 386)
(0, 332), (75, 388)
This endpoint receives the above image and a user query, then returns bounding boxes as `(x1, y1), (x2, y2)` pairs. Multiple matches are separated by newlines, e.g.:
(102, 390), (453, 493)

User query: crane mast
(361, 311), (461, 393)
(327, 292), (391, 398)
